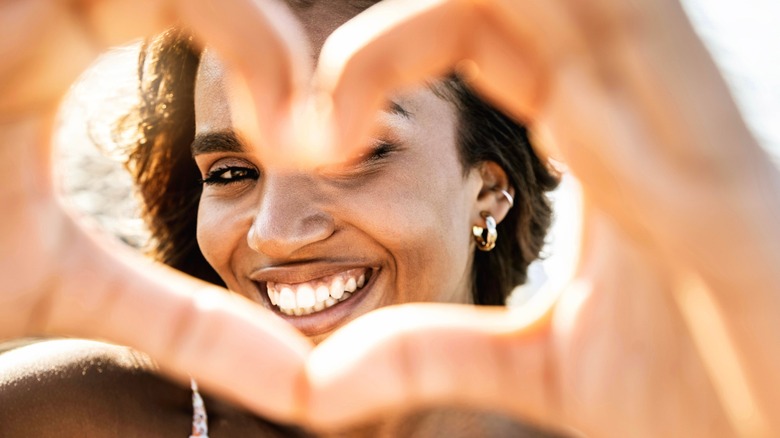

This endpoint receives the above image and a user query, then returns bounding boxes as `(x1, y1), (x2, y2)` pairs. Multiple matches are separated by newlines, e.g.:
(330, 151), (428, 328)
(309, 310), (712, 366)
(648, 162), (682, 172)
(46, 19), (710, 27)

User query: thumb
(304, 299), (559, 431)
(36, 217), (313, 422)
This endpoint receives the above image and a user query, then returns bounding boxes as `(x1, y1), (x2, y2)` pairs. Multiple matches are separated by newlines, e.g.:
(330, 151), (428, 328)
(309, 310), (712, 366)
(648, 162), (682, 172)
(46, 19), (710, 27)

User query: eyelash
(363, 140), (397, 164)
(201, 166), (260, 186)
(199, 141), (397, 186)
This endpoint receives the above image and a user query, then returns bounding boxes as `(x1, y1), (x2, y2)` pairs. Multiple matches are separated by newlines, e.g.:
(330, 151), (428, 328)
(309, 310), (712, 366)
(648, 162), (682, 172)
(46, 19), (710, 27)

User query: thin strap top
(189, 379), (209, 438)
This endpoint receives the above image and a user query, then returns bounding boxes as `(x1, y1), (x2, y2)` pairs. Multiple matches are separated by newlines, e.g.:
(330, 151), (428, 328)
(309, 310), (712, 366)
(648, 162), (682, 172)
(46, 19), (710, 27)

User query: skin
(0, 0), (779, 436)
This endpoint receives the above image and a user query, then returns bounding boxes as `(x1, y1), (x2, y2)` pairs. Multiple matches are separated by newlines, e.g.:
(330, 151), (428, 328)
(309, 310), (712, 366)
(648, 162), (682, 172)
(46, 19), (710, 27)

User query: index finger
(313, 0), (577, 163)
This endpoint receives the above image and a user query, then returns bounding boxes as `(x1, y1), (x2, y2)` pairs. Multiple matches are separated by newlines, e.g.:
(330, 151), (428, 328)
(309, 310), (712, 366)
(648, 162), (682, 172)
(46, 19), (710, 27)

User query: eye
(201, 166), (259, 186)
(345, 140), (399, 173)
(346, 140), (398, 171)
(363, 141), (396, 163)
(336, 140), (399, 176)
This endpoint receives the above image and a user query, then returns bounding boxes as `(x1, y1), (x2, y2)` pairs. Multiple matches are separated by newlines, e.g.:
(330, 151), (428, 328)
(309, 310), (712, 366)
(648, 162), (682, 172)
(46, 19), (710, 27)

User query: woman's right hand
(0, 0), (317, 421)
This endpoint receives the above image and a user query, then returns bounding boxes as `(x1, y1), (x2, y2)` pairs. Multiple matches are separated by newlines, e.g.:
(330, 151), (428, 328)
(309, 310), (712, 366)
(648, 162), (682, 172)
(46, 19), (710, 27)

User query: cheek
(340, 161), (478, 304)
(393, 190), (474, 303)
(403, 190), (475, 302)
(196, 197), (250, 279)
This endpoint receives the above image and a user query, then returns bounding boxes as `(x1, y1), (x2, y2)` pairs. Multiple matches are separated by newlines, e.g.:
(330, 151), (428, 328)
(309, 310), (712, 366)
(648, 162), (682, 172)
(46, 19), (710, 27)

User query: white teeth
(263, 269), (371, 316)
(315, 285), (330, 302)
(279, 287), (295, 310)
(296, 285), (316, 309)
(330, 277), (345, 299)
(267, 282), (277, 305)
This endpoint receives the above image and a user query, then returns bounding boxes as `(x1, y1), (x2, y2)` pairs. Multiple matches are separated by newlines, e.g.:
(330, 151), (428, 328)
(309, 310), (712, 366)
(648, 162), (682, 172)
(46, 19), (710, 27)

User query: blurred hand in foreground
(0, 0), (317, 421)
(1, 0), (779, 436)
(305, 0), (780, 436)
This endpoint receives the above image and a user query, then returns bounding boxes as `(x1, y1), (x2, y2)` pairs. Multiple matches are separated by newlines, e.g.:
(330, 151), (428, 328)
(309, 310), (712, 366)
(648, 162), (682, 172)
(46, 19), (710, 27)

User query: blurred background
(54, 0), (780, 303)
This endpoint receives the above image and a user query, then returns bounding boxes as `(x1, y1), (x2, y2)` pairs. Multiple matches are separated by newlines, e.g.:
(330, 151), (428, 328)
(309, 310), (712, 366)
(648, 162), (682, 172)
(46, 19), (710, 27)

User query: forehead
(286, 0), (381, 55)
(194, 0), (382, 134)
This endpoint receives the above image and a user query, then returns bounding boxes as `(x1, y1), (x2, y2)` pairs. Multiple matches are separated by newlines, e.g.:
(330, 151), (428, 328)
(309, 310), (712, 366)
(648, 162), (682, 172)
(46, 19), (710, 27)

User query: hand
(302, 0), (780, 436)
(3, 0), (779, 435)
(0, 0), (318, 421)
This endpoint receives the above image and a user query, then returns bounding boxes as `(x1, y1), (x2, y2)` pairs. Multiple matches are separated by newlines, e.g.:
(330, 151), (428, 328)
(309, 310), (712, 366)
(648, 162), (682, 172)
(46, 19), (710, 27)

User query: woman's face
(193, 1), (489, 342)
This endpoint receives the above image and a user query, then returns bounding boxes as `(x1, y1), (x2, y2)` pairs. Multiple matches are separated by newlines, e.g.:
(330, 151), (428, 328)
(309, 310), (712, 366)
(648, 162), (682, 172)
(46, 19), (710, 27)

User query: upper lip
(249, 261), (375, 285)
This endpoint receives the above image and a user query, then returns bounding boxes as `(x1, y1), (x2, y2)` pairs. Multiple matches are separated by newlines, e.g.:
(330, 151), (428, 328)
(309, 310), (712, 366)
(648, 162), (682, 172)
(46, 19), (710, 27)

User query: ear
(471, 161), (515, 227)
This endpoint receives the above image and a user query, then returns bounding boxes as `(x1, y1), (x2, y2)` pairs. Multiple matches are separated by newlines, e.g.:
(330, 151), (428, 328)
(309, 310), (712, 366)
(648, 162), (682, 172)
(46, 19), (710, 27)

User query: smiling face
(192, 1), (503, 341)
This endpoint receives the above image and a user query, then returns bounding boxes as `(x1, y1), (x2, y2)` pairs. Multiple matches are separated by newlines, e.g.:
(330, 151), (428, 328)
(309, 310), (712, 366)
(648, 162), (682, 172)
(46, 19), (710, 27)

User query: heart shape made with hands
(1, 0), (778, 436)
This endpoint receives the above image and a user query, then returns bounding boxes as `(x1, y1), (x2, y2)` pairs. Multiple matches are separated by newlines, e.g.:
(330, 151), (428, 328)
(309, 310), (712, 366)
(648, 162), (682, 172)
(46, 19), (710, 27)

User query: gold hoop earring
(472, 212), (497, 251)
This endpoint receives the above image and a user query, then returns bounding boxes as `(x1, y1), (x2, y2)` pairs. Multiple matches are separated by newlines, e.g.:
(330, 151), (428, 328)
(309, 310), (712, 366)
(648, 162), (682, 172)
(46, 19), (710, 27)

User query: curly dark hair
(121, 28), (559, 305)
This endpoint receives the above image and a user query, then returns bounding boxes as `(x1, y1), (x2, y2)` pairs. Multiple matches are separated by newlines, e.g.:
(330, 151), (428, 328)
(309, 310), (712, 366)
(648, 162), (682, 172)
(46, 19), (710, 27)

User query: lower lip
(262, 269), (379, 337)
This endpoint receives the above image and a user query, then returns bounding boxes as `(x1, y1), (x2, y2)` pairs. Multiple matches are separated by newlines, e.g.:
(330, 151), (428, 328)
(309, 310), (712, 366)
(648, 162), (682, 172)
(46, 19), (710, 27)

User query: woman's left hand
(297, 0), (780, 436)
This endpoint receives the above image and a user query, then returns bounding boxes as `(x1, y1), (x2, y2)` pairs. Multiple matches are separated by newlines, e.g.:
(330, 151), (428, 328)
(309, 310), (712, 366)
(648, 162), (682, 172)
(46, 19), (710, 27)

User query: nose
(247, 173), (335, 258)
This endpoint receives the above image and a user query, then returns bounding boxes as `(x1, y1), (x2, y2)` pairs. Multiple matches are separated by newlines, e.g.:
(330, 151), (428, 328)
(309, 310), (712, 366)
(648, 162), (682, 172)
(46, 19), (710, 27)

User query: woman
(1, 0), (779, 436)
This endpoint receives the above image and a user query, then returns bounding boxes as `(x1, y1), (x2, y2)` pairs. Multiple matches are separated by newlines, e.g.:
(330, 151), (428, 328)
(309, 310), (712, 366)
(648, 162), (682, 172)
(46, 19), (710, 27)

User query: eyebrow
(387, 101), (411, 118)
(191, 102), (410, 156)
(191, 130), (245, 156)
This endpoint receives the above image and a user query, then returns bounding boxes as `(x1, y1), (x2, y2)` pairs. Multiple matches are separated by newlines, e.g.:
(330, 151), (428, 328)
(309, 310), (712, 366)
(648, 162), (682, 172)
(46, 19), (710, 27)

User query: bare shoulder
(0, 339), (311, 437)
(0, 339), (192, 437)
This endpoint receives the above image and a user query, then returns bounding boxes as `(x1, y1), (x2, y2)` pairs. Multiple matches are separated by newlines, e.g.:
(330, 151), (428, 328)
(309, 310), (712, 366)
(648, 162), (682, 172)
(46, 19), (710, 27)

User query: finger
(34, 218), (313, 422)
(0, 1), (99, 116)
(2, 0), (309, 152)
(76, 0), (309, 104)
(175, 0), (312, 159)
(313, 0), (577, 164)
(304, 299), (560, 431)
(86, 0), (311, 160)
